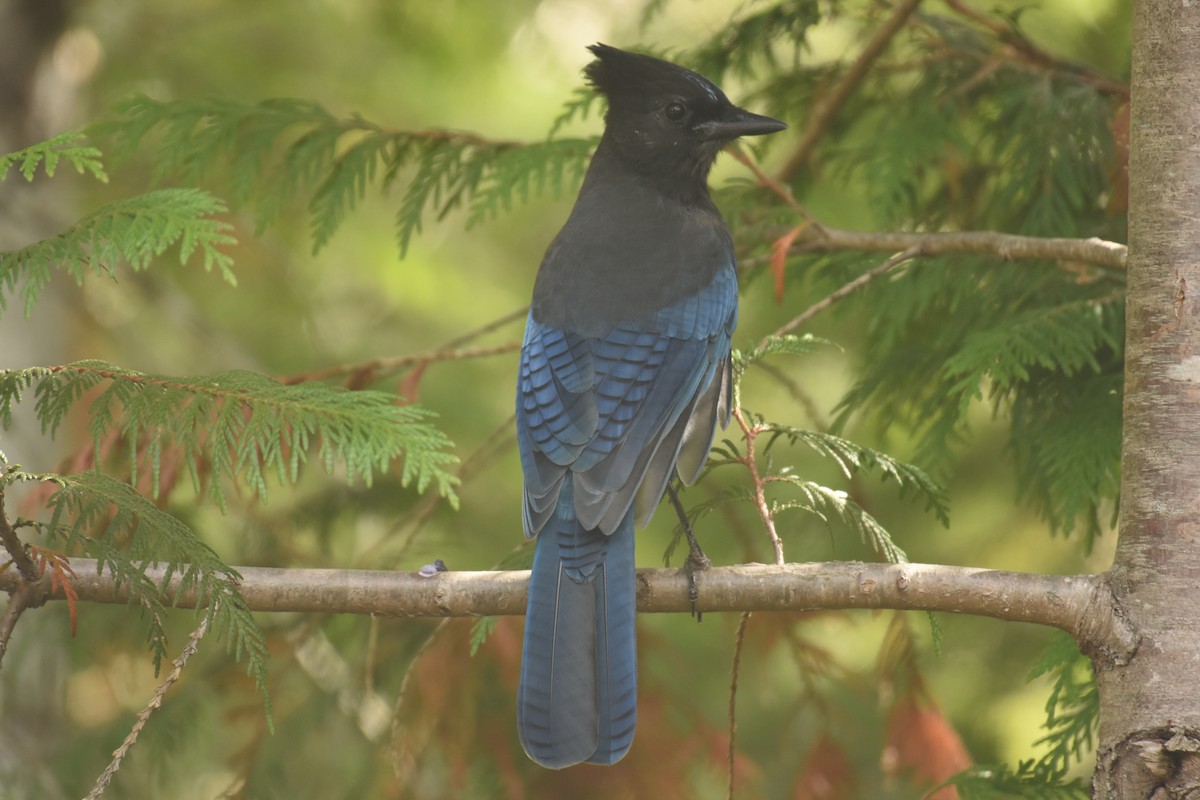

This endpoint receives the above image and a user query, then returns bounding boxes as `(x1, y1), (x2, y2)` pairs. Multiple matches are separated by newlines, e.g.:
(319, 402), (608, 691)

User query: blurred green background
(0, 0), (1128, 797)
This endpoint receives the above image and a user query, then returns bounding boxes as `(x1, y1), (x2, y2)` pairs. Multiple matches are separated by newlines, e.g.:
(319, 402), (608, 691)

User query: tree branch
(941, 0), (1129, 99)
(0, 557), (1136, 662)
(0, 484), (43, 670)
(765, 246), (920, 345)
(732, 407), (785, 565)
(0, 486), (38, 582)
(776, 224), (1128, 270)
(0, 581), (40, 670)
(731, 150), (1126, 273)
(280, 342), (520, 385)
(281, 306), (527, 386)
(776, 0), (924, 182)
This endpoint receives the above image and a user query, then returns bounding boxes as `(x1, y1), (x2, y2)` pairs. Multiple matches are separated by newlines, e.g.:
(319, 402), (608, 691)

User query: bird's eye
(663, 101), (687, 121)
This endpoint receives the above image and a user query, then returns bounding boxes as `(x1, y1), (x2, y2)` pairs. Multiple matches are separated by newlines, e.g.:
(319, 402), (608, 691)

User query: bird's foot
(683, 545), (710, 622)
(666, 482), (709, 622)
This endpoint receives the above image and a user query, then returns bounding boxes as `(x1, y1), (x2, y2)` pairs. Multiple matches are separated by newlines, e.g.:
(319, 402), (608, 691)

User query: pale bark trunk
(1094, 0), (1200, 796)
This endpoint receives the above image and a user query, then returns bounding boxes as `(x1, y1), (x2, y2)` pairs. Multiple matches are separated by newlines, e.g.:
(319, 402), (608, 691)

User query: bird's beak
(698, 108), (788, 141)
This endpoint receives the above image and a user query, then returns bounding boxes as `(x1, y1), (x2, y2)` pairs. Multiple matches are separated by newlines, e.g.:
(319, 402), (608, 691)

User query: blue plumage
(515, 44), (785, 768)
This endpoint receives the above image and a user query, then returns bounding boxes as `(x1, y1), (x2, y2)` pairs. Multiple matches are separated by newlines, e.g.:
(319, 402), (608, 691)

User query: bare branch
(0, 485), (43, 670)
(0, 581), (39, 670)
(281, 342), (520, 386)
(0, 557), (1136, 662)
(765, 246), (920, 345)
(941, 0), (1129, 99)
(282, 306), (527, 386)
(732, 408), (786, 565)
(0, 486), (38, 582)
(776, 0), (924, 182)
(731, 149), (1125, 276)
(791, 225), (1128, 269)
(728, 611), (752, 800)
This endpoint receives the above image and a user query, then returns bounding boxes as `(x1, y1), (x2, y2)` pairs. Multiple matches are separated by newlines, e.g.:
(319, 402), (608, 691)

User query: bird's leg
(666, 482), (709, 621)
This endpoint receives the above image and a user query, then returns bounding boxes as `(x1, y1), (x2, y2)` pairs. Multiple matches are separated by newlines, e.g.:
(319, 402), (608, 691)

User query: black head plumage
(582, 44), (785, 184)
(585, 44), (729, 117)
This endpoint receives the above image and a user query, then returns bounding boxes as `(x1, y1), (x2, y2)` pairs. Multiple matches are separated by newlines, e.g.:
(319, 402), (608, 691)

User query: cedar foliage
(0, 0), (1127, 797)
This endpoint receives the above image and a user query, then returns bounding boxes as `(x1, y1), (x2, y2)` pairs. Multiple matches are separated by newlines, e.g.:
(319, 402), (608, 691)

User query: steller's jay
(516, 43), (786, 769)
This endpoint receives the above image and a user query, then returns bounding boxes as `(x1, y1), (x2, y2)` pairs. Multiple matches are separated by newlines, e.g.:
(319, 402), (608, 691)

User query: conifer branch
(0, 477), (45, 670)
(0, 361), (460, 506)
(0, 556), (1137, 661)
(730, 145), (1126, 273)
(766, 246), (920, 345)
(0, 131), (107, 183)
(776, 0), (924, 182)
(0, 483), (38, 582)
(0, 580), (41, 671)
(731, 407), (786, 565)
(941, 0), (1129, 98)
(93, 96), (593, 255)
(0, 188), (237, 316)
(728, 611), (752, 800)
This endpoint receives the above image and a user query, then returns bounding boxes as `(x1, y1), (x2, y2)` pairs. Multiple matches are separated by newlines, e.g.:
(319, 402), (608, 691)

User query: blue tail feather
(518, 479), (637, 768)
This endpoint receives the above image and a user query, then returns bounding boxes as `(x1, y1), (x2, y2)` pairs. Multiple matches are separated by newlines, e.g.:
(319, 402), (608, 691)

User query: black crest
(584, 43), (728, 114)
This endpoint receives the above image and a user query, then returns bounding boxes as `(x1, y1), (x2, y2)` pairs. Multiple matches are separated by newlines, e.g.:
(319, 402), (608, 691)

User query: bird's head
(584, 43), (785, 187)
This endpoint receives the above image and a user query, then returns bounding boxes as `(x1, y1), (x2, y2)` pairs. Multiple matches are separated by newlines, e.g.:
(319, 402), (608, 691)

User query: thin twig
(84, 611), (212, 800)
(728, 611), (752, 800)
(0, 485), (43, 671)
(751, 361), (828, 430)
(942, 0), (1129, 98)
(282, 342), (520, 385)
(436, 306), (529, 351)
(282, 306), (528, 385)
(356, 416), (517, 568)
(0, 487), (37, 582)
(777, 0), (925, 182)
(0, 582), (39, 670)
(733, 407), (785, 565)
(727, 147), (813, 218)
(391, 617), (452, 784)
(764, 246), (920, 347)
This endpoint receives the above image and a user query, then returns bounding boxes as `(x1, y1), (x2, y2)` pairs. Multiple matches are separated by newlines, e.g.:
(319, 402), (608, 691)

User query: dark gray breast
(531, 170), (734, 337)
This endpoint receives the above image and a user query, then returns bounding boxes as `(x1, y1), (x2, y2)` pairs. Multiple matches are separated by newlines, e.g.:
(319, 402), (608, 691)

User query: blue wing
(517, 264), (737, 538)
(515, 264), (737, 768)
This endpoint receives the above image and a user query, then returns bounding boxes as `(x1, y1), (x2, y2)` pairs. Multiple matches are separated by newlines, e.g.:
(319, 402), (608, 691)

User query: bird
(515, 43), (786, 769)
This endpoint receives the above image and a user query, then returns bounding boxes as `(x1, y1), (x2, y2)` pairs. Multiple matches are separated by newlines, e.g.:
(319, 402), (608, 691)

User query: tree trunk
(1094, 0), (1200, 796)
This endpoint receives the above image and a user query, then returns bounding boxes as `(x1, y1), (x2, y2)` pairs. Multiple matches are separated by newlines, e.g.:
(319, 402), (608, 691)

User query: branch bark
(0, 557), (1136, 660)
(781, 224), (1128, 270)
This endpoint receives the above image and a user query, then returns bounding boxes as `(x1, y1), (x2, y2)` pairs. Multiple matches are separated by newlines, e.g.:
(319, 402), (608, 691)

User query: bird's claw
(683, 542), (710, 622)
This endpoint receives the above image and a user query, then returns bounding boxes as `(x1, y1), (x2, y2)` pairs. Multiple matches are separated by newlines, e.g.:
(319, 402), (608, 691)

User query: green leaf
(34, 470), (271, 722)
(0, 131), (108, 183)
(732, 333), (836, 382)
(941, 762), (1089, 799)
(91, 95), (575, 257)
(760, 425), (950, 525)
(1028, 632), (1098, 776)
(465, 137), (595, 230)
(469, 616), (497, 656)
(0, 188), (236, 317)
(769, 476), (909, 564)
(0, 361), (460, 509)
